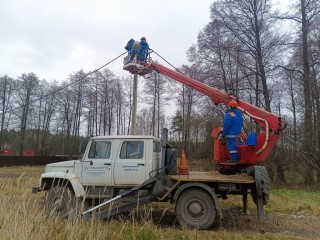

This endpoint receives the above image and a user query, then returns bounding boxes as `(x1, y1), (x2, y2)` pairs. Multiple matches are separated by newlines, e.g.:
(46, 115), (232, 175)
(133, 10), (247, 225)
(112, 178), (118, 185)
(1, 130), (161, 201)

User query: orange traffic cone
(178, 149), (189, 175)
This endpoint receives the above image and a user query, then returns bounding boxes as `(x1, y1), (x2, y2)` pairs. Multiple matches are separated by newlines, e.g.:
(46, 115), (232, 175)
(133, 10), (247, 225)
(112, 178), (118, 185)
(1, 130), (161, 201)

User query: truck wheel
(44, 185), (87, 220)
(175, 188), (217, 230)
(247, 166), (270, 205)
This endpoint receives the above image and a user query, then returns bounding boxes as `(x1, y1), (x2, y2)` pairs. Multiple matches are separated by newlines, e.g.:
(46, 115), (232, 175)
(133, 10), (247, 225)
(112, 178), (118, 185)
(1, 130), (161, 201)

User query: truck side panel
(113, 139), (147, 185)
(81, 139), (113, 186)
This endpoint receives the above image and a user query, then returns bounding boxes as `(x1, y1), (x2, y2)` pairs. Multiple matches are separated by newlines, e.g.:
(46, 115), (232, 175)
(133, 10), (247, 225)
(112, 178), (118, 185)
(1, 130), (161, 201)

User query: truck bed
(170, 171), (255, 184)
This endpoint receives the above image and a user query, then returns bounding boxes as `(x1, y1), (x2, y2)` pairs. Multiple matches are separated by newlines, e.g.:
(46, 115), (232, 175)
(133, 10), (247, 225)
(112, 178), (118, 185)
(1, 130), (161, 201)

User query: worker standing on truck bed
(221, 100), (243, 162)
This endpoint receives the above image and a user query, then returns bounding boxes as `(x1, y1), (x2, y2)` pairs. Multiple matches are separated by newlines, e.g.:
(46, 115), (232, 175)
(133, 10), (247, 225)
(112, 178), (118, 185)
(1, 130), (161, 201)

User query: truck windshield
(88, 141), (111, 159)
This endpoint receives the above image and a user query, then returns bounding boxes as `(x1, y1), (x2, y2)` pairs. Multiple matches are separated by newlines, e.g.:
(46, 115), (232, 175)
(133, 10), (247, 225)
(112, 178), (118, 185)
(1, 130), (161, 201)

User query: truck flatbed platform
(170, 171), (255, 184)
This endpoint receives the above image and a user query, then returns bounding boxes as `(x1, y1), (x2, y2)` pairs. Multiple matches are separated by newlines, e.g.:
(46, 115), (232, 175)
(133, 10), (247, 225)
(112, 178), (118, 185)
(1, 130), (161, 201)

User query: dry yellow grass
(0, 166), (319, 240)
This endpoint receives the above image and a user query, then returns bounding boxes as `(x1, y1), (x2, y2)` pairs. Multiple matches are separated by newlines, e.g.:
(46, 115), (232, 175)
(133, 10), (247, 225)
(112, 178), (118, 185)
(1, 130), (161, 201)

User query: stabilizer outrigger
(82, 177), (157, 219)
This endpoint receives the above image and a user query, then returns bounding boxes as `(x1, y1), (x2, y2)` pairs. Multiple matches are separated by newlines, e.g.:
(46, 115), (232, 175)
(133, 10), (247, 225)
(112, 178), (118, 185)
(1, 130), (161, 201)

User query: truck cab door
(81, 140), (113, 186)
(114, 140), (146, 185)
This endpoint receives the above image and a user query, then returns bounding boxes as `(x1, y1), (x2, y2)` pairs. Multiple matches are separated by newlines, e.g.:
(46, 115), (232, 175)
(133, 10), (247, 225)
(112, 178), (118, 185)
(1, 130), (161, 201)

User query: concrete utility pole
(131, 74), (138, 135)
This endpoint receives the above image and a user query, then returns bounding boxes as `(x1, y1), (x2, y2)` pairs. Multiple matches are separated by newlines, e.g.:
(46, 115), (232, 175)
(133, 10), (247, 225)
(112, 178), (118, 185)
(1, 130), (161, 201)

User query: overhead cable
(0, 51), (127, 116)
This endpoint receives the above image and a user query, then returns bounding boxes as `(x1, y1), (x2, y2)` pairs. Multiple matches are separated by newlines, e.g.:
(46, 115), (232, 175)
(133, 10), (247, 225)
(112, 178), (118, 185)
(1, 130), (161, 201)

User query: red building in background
(2, 148), (13, 156)
(0, 148), (35, 156)
(23, 149), (35, 156)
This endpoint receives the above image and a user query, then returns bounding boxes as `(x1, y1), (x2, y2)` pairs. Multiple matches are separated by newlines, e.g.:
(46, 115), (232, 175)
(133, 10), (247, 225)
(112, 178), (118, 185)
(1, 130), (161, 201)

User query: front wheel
(175, 188), (217, 230)
(44, 185), (88, 220)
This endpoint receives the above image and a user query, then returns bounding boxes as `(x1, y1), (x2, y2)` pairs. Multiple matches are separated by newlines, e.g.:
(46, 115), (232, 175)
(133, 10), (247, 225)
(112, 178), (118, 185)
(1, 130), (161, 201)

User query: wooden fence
(0, 156), (70, 167)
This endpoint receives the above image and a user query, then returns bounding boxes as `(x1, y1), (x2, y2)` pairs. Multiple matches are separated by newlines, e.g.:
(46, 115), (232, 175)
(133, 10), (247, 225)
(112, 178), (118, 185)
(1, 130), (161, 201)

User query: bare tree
(15, 73), (39, 155)
(0, 75), (15, 150)
(142, 71), (168, 137)
(34, 80), (58, 155)
(55, 70), (87, 154)
(281, 0), (320, 183)
(122, 76), (133, 135)
(211, 0), (285, 112)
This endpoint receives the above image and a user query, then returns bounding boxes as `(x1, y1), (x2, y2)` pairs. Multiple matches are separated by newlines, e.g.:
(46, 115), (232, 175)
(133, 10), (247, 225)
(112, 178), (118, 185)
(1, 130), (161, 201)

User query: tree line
(1, 0), (320, 184)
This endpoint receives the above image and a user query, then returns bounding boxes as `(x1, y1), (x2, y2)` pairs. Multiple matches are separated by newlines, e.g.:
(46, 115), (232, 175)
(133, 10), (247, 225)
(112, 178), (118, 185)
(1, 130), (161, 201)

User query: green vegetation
(0, 166), (319, 239)
(267, 189), (320, 215)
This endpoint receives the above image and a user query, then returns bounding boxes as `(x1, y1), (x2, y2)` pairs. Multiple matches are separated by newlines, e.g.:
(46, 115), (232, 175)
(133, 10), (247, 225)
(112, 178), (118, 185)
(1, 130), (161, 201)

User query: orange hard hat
(228, 100), (238, 108)
(141, 37), (146, 41)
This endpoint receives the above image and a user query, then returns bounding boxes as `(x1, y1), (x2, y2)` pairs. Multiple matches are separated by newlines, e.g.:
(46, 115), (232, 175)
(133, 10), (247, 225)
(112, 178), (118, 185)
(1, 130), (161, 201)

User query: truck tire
(175, 188), (217, 230)
(44, 185), (88, 220)
(247, 166), (270, 205)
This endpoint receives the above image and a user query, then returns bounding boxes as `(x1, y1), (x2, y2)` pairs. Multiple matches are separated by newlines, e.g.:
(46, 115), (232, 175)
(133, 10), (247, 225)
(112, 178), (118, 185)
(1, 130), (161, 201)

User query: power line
(150, 49), (195, 95)
(0, 51), (127, 116)
(151, 49), (183, 74)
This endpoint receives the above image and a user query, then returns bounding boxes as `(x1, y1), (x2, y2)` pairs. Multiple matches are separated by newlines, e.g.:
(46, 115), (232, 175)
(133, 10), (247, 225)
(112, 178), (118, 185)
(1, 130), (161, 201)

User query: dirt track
(138, 206), (320, 238)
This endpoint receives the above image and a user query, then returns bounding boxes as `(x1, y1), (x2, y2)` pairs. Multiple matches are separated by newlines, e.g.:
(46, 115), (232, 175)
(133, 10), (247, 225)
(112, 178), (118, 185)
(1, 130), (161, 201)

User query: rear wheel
(44, 185), (88, 220)
(247, 166), (270, 205)
(175, 188), (217, 230)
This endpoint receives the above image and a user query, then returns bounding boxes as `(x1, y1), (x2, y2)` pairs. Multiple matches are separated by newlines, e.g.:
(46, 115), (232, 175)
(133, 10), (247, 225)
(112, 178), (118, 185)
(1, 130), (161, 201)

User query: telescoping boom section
(123, 61), (281, 169)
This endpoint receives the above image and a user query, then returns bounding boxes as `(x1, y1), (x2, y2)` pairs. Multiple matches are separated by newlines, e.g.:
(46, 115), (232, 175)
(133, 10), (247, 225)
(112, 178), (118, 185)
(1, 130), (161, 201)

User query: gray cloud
(1, 0), (213, 81)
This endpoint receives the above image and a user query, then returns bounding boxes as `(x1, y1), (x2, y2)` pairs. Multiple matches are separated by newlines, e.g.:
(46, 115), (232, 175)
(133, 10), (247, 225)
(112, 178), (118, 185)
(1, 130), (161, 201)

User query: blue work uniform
(222, 108), (243, 161)
(138, 40), (149, 62)
(125, 39), (135, 62)
(124, 38), (134, 50)
(125, 39), (141, 62)
(125, 39), (135, 51)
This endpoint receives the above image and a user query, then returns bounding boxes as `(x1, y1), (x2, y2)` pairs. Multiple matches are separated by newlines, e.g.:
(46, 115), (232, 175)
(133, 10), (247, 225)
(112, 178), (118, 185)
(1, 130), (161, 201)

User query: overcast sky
(1, 0), (217, 81)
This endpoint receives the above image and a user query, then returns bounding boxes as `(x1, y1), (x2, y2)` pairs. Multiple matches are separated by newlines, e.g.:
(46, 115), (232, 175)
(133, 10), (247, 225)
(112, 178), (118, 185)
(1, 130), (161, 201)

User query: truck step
(85, 186), (113, 199)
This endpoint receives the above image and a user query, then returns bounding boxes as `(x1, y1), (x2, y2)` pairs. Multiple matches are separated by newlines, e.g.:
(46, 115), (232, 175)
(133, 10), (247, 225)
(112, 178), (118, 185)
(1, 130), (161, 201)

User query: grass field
(0, 166), (320, 240)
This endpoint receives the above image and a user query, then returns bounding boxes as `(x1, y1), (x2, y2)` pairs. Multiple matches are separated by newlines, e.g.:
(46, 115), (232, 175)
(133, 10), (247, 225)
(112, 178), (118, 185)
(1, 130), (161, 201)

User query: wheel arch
(40, 172), (85, 198)
(173, 182), (222, 220)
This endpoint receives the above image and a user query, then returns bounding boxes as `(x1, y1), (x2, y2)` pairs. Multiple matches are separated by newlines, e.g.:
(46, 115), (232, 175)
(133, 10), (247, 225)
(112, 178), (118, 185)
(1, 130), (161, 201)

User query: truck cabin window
(88, 141), (111, 159)
(120, 141), (144, 159)
(153, 141), (161, 152)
